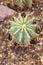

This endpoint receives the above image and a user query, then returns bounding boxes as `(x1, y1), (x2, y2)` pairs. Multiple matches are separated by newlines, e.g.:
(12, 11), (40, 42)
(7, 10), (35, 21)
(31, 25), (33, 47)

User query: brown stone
(0, 5), (16, 21)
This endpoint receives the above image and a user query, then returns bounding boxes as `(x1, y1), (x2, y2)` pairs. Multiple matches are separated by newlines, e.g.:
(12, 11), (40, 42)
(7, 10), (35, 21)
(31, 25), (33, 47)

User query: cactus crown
(13, 0), (23, 5)
(9, 14), (37, 43)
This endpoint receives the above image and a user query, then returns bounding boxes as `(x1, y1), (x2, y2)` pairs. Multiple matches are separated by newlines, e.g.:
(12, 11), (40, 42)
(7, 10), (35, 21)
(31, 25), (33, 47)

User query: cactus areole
(9, 14), (37, 43)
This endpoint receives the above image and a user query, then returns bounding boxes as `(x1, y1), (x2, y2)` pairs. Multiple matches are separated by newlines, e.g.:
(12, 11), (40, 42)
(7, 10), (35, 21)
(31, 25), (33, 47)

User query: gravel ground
(0, 0), (43, 65)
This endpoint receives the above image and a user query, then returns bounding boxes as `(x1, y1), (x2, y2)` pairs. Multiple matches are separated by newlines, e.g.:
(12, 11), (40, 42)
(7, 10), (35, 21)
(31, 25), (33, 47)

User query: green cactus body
(13, 0), (21, 5)
(9, 14), (37, 43)
(13, 0), (32, 8)
(13, 0), (23, 8)
(23, 0), (32, 5)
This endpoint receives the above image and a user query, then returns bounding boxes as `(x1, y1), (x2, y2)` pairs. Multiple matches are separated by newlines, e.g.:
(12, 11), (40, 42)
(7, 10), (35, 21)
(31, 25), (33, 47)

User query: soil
(0, 0), (43, 65)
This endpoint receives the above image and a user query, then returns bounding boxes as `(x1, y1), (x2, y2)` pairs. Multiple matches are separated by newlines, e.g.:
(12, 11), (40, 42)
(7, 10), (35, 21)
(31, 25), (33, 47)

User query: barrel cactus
(23, 0), (32, 8)
(13, 0), (32, 8)
(9, 14), (37, 43)
(13, 0), (24, 8)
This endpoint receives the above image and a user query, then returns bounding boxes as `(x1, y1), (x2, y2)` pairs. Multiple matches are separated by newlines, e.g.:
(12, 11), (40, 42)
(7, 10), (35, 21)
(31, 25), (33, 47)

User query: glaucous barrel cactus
(23, 0), (32, 8)
(13, 0), (32, 8)
(9, 14), (37, 43)
(13, 0), (24, 8)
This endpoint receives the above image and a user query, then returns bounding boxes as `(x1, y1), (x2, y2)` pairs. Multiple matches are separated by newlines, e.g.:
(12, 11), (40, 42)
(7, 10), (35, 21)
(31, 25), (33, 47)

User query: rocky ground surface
(0, 0), (43, 65)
